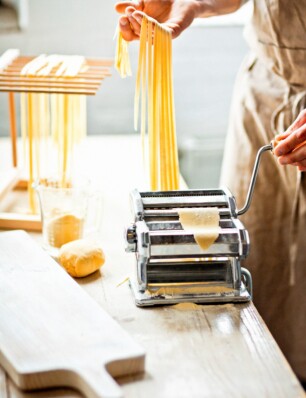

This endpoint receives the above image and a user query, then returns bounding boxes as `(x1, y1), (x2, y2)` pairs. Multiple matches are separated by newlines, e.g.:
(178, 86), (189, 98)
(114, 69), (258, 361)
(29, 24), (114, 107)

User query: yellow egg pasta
(178, 208), (220, 250)
(20, 55), (87, 212)
(115, 28), (132, 78)
(115, 15), (180, 191)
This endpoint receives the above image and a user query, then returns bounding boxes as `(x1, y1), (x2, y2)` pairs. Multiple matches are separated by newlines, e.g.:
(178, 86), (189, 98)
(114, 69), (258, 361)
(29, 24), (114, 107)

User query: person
(115, 0), (306, 383)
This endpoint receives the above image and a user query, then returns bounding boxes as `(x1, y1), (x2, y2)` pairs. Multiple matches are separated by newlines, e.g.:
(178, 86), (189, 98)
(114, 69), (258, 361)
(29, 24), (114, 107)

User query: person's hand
(273, 109), (306, 171)
(115, 0), (199, 41)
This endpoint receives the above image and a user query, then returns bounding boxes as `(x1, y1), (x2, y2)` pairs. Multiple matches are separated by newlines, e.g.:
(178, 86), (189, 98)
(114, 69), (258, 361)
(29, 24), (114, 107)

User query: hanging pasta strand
(167, 29), (179, 188)
(147, 19), (157, 190)
(20, 54), (88, 211)
(140, 19), (148, 160)
(115, 27), (132, 78)
(80, 95), (87, 142)
(27, 93), (36, 212)
(115, 15), (180, 191)
(154, 24), (164, 189)
(164, 30), (172, 188)
(20, 93), (27, 168)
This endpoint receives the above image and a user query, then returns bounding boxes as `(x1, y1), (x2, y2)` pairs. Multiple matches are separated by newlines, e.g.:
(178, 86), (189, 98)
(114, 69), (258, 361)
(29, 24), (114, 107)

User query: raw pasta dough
(59, 239), (105, 278)
(178, 208), (220, 250)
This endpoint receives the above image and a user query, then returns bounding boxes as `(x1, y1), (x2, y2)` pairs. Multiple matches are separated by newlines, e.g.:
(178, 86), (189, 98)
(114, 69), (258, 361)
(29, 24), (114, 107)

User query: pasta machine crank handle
(237, 144), (273, 216)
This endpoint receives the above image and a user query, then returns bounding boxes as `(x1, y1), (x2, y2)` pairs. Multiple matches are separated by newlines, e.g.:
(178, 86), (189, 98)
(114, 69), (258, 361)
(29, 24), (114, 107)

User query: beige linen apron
(220, 0), (306, 380)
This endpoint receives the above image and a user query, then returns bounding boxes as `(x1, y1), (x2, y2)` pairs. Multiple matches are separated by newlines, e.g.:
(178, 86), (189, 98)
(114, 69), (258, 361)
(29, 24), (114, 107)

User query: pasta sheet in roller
(178, 208), (220, 250)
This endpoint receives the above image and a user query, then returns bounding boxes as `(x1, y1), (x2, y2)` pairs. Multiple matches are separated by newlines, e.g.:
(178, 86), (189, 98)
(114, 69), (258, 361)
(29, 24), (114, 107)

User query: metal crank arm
(238, 144), (273, 216)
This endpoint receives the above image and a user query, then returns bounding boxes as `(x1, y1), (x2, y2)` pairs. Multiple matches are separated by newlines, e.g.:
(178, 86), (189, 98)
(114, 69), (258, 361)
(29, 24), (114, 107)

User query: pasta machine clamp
(125, 144), (273, 306)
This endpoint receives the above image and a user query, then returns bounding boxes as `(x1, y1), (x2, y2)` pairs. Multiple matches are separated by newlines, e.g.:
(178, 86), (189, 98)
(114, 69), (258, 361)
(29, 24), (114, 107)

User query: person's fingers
(125, 7), (141, 36)
(293, 159), (306, 167)
(132, 10), (144, 24)
(274, 109), (306, 150)
(274, 124), (306, 156)
(119, 16), (139, 41)
(115, 1), (142, 14)
(163, 21), (183, 38)
(132, 11), (183, 39)
(289, 109), (306, 130)
(274, 130), (293, 145)
(272, 134), (287, 148)
(278, 142), (306, 165)
(278, 109), (306, 137)
(292, 160), (306, 172)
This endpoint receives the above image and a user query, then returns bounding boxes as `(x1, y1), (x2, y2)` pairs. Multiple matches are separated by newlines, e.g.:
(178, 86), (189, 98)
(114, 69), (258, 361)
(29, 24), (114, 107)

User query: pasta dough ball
(58, 239), (105, 278)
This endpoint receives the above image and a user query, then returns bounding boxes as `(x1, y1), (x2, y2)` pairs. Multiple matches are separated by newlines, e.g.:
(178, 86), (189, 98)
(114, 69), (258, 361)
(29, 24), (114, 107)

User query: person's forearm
(193, 0), (244, 18)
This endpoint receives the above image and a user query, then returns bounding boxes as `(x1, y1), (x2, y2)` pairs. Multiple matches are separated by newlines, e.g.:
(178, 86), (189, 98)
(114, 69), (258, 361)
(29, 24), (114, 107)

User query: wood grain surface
(0, 230), (145, 398)
(0, 135), (305, 398)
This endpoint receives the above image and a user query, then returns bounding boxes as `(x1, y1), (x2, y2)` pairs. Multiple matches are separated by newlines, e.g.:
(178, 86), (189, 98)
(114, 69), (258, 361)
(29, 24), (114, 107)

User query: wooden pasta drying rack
(0, 49), (113, 231)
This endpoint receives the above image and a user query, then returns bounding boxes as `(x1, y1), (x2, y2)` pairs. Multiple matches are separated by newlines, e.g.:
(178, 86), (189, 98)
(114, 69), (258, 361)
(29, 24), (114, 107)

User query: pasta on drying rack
(20, 55), (87, 212)
(115, 15), (180, 191)
(0, 49), (112, 230)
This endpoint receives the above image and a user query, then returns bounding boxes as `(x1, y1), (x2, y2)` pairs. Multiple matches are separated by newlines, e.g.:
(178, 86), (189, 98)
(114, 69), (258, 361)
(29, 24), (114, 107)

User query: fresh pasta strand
(115, 27), (132, 78)
(20, 55), (88, 212)
(115, 16), (180, 191)
(27, 93), (35, 212)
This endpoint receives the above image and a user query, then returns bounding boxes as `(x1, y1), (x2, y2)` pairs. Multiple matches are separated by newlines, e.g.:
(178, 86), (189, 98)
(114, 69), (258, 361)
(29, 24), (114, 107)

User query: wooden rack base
(0, 168), (41, 231)
(0, 212), (41, 231)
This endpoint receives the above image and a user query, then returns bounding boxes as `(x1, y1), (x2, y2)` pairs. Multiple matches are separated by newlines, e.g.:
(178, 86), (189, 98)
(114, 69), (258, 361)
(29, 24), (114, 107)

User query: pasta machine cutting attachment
(124, 144), (273, 306)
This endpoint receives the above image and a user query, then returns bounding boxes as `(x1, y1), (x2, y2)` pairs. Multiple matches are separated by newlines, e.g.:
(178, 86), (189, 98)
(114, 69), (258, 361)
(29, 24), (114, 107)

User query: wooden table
(0, 135), (304, 398)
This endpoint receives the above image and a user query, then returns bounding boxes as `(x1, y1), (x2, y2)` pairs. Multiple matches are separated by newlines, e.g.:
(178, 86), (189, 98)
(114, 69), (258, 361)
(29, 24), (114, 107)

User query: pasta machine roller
(125, 144), (273, 306)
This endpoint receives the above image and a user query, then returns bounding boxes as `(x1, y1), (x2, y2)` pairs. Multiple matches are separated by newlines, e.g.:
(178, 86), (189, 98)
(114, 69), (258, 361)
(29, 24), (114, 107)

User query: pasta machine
(124, 144), (273, 306)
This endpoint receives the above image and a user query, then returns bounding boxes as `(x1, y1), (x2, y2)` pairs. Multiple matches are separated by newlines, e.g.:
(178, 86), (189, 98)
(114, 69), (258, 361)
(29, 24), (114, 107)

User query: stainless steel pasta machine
(124, 144), (273, 306)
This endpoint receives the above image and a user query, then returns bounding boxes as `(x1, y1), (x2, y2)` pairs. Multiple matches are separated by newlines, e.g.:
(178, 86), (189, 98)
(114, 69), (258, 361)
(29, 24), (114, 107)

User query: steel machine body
(125, 144), (272, 306)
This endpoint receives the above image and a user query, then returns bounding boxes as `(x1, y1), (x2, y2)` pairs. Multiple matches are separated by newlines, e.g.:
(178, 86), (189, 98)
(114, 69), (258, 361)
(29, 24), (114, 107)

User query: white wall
(0, 0), (249, 186)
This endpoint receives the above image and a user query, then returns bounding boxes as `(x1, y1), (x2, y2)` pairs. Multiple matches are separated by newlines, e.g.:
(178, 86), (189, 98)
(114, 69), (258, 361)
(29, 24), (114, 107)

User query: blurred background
(0, 0), (251, 187)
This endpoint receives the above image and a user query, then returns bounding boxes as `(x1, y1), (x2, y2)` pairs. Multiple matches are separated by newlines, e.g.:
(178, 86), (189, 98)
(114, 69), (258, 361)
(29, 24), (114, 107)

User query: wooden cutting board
(0, 230), (145, 398)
